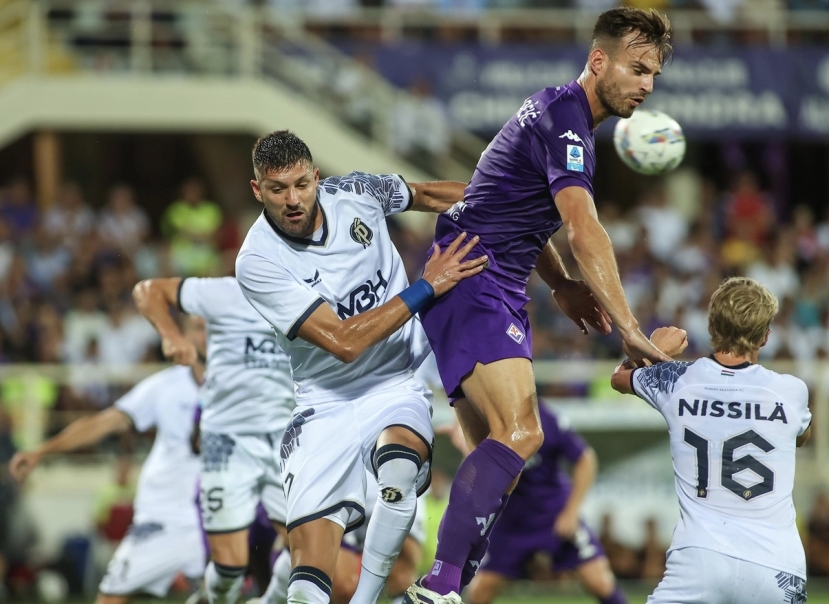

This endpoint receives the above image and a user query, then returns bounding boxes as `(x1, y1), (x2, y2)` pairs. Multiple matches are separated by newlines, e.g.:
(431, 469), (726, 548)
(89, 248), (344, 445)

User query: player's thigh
(282, 404), (366, 534)
(460, 358), (542, 457)
(387, 536), (422, 596)
(99, 523), (205, 598)
(200, 432), (265, 534)
(331, 545), (360, 604)
(453, 398), (489, 449)
(467, 571), (509, 604)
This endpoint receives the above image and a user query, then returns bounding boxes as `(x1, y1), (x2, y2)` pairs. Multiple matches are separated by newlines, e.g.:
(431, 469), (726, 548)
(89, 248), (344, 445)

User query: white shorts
(99, 522), (205, 597)
(648, 547), (806, 604)
(343, 470), (428, 552)
(281, 378), (434, 533)
(200, 431), (286, 532)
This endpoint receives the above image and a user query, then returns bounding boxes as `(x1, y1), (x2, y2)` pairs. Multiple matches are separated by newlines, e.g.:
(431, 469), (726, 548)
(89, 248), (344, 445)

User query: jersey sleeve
(114, 374), (162, 432)
(529, 106), (593, 200)
(235, 249), (325, 341)
(631, 361), (692, 411)
(323, 172), (413, 216)
(789, 377), (812, 436)
(178, 277), (235, 321)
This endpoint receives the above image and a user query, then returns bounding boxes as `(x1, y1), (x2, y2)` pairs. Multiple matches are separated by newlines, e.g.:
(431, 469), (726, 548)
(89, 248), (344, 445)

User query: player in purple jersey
(466, 404), (625, 604)
(407, 8), (674, 604)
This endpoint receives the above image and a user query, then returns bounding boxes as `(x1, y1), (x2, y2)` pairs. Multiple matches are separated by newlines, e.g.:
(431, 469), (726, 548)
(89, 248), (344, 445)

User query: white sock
(287, 567), (332, 604)
(205, 561), (246, 604)
(262, 549), (291, 604)
(349, 447), (420, 604)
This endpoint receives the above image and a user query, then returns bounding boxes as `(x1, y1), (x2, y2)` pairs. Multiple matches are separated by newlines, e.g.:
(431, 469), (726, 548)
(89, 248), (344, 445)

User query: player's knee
(502, 423), (543, 460)
(373, 444), (422, 506)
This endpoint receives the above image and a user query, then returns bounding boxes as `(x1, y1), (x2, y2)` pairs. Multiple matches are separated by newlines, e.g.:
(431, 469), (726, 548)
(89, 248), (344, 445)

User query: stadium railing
(0, 0), (487, 181)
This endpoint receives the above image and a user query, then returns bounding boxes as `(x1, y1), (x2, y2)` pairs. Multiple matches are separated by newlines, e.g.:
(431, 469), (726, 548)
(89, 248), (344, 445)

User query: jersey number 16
(683, 428), (775, 501)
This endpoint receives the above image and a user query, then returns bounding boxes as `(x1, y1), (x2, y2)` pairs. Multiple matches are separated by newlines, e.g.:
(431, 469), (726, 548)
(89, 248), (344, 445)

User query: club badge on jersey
(350, 217), (373, 248)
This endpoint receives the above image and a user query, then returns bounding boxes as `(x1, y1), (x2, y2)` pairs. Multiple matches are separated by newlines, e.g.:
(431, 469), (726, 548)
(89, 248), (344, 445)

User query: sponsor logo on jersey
(380, 487), (404, 503)
(506, 323), (525, 344)
(350, 217), (373, 248)
(678, 398), (788, 423)
(566, 145), (584, 172)
(559, 130), (583, 143)
(202, 433), (237, 472)
(517, 98), (540, 128)
(337, 270), (389, 319)
(244, 336), (287, 369)
(303, 270), (322, 287)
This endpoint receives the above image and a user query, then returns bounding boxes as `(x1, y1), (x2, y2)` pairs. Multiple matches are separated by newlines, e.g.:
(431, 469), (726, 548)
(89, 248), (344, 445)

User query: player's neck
(712, 350), (759, 367)
(576, 73), (610, 127)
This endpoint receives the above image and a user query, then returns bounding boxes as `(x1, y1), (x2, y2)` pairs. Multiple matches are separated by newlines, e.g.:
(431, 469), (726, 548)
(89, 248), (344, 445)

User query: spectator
(22, 226), (72, 294)
(98, 184), (150, 256)
(723, 172), (775, 248)
(43, 182), (97, 251)
(63, 288), (108, 364)
(636, 184), (689, 263)
(161, 178), (223, 276)
(96, 300), (159, 370)
(0, 179), (38, 242)
(746, 234), (800, 302)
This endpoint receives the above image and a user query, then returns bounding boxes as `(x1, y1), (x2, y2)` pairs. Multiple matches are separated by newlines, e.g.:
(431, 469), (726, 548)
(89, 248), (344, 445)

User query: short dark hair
(591, 7), (673, 66)
(252, 130), (313, 179)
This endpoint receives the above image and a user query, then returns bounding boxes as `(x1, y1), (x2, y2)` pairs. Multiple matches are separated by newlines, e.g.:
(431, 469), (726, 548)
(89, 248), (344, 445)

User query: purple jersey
(499, 404), (588, 528)
(435, 81), (595, 294)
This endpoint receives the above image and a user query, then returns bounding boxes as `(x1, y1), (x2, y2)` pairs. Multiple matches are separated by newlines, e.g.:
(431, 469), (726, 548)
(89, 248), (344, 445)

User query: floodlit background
(1, 0), (829, 601)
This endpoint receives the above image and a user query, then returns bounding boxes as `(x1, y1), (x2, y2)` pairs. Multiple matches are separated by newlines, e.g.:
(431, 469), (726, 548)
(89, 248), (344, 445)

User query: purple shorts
(420, 238), (532, 399)
(481, 519), (604, 579)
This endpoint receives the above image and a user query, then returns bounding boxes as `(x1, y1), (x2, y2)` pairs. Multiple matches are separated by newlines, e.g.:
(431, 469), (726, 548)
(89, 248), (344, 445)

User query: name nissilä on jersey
(679, 398), (788, 423)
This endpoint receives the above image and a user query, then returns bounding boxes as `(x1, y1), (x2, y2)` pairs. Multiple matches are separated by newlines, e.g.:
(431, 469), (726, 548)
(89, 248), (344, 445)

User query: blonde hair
(708, 277), (778, 356)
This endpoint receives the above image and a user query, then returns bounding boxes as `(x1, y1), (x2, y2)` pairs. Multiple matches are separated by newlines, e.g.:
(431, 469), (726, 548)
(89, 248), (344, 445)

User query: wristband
(398, 279), (435, 314)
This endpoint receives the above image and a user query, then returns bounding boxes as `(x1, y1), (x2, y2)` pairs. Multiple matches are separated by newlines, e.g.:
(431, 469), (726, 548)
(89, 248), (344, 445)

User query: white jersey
(236, 172), (430, 404)
(115, 365), (201, 528)
(632, 357), (811, 578)
(179, 277), (294, 434)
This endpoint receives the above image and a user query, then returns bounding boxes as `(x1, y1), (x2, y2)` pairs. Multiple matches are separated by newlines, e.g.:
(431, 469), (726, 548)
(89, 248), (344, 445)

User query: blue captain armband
(398, 279), (435, 314)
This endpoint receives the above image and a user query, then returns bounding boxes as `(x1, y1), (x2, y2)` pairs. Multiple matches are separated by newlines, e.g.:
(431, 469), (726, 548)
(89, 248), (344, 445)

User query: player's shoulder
(637, 359), (698, 393)
(237, 215), (288, 271)
(130, 365), (196, 398)
(321, 171), (405, 207)
(755, 364), (809, 400)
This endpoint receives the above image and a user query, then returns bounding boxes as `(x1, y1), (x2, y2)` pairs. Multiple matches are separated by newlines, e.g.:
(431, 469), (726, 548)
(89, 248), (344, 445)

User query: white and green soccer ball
(613, 109), (686, 175)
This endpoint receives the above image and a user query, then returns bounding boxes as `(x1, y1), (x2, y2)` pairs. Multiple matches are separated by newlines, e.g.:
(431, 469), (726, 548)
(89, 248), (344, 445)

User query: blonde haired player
(611, 277), (810, 604)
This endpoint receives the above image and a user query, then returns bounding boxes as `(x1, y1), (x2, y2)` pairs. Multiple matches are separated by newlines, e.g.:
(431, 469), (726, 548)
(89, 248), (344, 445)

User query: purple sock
(423, 440), (524, 596)
(460, 495), (510, 591)
(600, 586), (628, 604)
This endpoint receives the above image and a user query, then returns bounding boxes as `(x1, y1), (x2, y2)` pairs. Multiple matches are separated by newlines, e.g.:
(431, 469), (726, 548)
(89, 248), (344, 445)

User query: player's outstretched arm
(408, 180), (467, 213)
(8, 407), (133, 483)
(297, 233), (487, 363)
(133, 277), (197, 366)
(554, 447), (597, 540)
(555, 186), (670, 364)
(611, 327), (688, 395)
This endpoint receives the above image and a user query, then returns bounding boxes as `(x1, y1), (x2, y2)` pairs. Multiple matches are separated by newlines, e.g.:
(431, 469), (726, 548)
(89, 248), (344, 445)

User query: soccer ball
(613, 109), (686, 175)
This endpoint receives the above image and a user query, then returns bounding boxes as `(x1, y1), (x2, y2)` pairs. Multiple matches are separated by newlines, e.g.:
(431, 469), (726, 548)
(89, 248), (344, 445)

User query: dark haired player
(467, 404), (626, 604)
(408, 8), (676, 604)
(235, 130), (488, 604)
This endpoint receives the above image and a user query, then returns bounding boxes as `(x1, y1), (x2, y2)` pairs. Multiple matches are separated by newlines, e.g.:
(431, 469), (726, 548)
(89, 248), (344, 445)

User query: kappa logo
(476, 513), (496, 536)
(506, 323), (525, 344)
(350, 217), (373, 248)
(558, 130), (583, 143)
(303, 270), (321, 287)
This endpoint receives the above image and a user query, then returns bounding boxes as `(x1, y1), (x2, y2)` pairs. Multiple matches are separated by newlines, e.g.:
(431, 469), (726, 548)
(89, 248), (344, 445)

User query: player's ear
(588, 47), (607, 76)
(251, 179), (263, 203)
(313, 167), (320, 184)
(761, 329), (770, 348)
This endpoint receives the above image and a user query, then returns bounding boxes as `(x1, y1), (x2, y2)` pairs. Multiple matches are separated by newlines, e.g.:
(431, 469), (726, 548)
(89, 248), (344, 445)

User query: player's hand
(162, 335), (198, 367)
(422, 233), (488, 297)
(650, 327), (688, 358)
(553, 507), (580, 541)
(621, 328), (672, 364)
(9, 451), (41, 483)
(552, 279), (612, 336)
